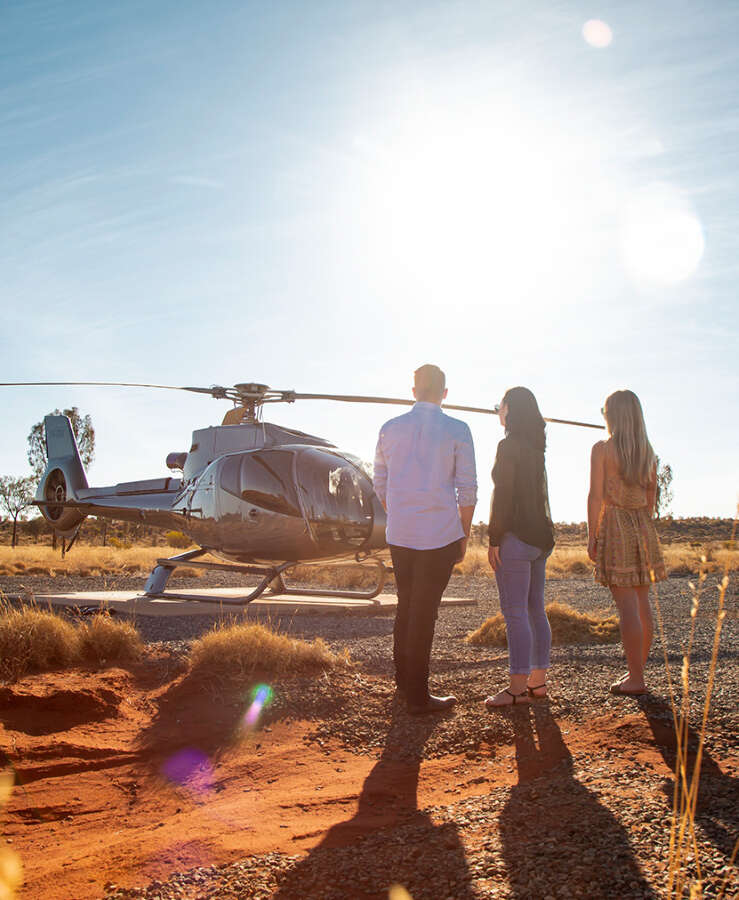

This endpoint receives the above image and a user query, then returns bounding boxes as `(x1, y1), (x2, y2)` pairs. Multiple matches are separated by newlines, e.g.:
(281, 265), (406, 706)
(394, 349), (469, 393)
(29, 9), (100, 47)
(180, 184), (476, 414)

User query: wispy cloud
(168, 175), (223, 190)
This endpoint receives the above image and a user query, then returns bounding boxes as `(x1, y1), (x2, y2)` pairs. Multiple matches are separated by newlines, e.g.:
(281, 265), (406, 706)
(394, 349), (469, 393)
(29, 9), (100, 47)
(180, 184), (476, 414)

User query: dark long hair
(502, 386), (546, 451)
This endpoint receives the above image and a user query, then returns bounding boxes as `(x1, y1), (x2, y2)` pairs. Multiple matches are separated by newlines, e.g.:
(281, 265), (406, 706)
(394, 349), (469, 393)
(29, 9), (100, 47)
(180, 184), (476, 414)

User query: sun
(357, 105), (605, 313)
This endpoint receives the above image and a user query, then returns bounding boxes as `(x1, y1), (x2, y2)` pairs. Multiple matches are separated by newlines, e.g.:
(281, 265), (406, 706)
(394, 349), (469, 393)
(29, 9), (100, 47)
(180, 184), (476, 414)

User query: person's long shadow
(272, 698), (475, 900)
(640, 697), (739, 860)
(500, 705), (656, 899)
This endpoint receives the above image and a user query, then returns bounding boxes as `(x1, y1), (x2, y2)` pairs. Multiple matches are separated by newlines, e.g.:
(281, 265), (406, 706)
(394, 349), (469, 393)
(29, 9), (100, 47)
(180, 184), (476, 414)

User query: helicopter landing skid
(143, 550), (387, 605)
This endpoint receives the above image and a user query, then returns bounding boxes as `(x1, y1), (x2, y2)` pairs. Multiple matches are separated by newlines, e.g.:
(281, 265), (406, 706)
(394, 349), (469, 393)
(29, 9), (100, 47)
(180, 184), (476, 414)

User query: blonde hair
(603, 390), (655, 486)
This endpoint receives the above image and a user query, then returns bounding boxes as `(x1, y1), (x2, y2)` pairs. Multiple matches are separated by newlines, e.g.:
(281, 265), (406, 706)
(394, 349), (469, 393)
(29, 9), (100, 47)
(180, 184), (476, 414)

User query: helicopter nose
(367, 493), (387, 550)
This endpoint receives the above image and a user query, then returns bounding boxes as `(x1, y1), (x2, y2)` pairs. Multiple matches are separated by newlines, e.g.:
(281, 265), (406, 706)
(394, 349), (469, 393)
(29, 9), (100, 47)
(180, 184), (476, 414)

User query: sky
(1, 0), (737, 526)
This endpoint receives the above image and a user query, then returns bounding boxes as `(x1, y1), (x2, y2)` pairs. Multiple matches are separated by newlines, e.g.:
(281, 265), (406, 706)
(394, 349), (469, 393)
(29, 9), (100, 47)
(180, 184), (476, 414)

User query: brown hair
(603, 390), (655, 486)
(414, 364), (446, 401)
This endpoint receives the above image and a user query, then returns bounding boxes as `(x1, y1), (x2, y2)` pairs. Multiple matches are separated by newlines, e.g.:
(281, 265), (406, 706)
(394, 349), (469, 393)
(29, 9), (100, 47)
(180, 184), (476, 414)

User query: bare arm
(646, 461), (657, 517)
(587, 442), (606, 560)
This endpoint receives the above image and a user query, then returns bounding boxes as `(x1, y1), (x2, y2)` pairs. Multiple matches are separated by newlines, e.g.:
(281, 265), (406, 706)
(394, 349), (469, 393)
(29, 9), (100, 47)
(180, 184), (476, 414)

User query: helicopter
(3, 381), (604, 605)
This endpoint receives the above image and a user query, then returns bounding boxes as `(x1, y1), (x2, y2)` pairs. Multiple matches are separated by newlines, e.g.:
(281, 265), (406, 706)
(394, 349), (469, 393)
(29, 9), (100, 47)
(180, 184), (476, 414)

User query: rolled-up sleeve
(373, 431), (388, 506)
(454, 425), (478, 508)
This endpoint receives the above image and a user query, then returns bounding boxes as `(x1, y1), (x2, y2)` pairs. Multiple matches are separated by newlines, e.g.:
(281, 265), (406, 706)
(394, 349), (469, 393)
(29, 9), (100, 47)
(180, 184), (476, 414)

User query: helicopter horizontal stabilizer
(37, 477), (185, 531)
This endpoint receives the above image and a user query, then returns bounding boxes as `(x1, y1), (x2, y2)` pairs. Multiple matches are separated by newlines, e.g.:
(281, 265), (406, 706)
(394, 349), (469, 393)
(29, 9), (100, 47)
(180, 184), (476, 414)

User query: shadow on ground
(641, 698), (739, 862)
(272, 697), (475, 900)
(499, 704), (657, 899)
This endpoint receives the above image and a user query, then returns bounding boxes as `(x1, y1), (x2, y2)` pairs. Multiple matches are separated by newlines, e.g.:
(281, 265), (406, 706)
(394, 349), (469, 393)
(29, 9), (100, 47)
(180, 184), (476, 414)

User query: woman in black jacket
(486, 386), (555, 708)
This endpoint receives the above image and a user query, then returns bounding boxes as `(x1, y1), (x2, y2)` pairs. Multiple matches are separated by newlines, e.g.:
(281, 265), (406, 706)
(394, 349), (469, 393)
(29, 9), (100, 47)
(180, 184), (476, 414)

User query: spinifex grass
(0, 600), (142, 682)
(652, 513), (737, 899)
(188, 620), (350, 686)
(465, 600), (620, 647)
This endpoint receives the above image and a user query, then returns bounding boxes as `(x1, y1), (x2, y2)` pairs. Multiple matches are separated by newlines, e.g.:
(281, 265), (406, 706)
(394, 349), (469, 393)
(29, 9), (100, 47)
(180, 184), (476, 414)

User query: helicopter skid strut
(143, 550), (387, 605)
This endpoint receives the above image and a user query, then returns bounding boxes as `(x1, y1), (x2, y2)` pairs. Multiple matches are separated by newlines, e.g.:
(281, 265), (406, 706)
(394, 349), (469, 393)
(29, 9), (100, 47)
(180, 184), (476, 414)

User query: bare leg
(527, 667), (548, 696)
(636, 586), (653, 664)
(611, 587), (646, 691)
(487, 672), (530, 707)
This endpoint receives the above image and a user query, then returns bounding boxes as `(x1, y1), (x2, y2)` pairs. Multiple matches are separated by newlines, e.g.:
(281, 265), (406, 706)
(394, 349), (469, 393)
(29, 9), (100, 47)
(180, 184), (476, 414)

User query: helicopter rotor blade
(0, 381), (238, 398)
(287, 392), (605, 430)
(0, 382), (605, 429)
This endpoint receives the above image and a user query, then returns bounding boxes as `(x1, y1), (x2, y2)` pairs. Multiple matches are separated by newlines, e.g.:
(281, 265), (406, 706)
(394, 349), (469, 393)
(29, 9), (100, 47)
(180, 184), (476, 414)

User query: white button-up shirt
(373, 402), (478, 550)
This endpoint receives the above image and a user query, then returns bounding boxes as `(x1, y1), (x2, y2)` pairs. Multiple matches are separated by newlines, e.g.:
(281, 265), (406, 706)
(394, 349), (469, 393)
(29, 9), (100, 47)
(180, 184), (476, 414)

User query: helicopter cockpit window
(296, 449), (374, 546)
(221, 451), (300, 517)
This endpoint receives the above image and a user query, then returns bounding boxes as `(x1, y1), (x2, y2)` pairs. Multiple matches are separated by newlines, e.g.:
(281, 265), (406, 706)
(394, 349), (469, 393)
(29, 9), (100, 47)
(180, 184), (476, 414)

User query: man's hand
(488, 545), (501, 571)
(455, 537), (468, 564)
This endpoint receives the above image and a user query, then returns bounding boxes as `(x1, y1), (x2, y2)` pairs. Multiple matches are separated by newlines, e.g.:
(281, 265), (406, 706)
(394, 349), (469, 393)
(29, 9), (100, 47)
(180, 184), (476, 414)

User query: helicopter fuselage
(37, 418), (387, 564)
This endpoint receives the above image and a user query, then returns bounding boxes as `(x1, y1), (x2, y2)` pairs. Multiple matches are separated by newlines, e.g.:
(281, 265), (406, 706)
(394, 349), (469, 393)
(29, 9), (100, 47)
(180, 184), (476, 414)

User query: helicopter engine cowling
(36, 466), (87, 537)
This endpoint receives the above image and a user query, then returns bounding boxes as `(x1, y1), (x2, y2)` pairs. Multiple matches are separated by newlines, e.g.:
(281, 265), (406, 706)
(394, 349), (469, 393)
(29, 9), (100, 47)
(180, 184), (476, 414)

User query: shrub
(166, 531), (192, 549)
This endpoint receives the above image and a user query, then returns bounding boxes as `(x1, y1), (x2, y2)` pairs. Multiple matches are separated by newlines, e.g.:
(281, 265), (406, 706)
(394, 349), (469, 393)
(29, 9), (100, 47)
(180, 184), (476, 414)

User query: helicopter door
(295, 449), (374, 550)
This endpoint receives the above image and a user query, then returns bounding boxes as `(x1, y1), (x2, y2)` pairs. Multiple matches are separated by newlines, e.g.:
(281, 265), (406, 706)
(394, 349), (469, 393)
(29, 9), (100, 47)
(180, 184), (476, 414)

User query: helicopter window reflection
(297, 450), (373, 546)
(221, 451), (301, 517)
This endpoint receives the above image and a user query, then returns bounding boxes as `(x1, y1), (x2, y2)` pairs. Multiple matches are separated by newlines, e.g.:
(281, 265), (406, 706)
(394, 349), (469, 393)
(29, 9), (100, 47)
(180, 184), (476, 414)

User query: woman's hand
(587, 535), (597, 562)
(488, 545), (501, 571)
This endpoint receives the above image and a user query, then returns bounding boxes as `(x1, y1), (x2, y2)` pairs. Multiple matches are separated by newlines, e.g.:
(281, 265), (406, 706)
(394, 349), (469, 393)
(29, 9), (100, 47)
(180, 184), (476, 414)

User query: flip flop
(527, 683), (547, 699)
(485, 689), (530, 710)
(609, 682), (648, 696)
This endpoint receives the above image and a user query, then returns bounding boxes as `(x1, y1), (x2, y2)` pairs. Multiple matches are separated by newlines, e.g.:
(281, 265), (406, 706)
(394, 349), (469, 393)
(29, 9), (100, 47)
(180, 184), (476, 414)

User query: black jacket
(488, 435), (555, 553)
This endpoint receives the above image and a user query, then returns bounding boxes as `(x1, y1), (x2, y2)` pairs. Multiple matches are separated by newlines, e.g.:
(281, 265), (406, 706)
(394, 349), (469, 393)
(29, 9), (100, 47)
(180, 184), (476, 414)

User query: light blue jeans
(495, 532), (552, 675)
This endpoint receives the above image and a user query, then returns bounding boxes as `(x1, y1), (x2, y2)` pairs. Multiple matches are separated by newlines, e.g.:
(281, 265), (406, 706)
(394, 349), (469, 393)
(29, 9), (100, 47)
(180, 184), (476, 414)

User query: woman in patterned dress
(587, 390), (667, 696)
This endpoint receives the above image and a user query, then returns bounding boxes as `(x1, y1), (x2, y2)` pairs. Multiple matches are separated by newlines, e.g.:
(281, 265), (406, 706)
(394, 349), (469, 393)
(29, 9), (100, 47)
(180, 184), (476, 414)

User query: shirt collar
(413, 401), (442, 411)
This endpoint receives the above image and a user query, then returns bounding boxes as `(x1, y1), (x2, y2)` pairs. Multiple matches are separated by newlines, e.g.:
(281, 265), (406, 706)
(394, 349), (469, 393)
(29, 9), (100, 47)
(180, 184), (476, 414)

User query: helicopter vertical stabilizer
(35, 415), (89, 536)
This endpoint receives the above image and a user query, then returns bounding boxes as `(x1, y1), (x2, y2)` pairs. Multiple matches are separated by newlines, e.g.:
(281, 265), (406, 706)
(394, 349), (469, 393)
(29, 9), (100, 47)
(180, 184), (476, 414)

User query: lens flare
(388, 886), (414, 900)
(620, 184), (704, 285)
(582, 19), (613, 48)
(243, 683), (274, 729)
(161, 748), (214, 797)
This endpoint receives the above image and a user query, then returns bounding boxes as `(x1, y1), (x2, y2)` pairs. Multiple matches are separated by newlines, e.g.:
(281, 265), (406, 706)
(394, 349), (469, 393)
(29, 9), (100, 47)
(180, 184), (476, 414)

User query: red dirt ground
(1, 663), (736, 900)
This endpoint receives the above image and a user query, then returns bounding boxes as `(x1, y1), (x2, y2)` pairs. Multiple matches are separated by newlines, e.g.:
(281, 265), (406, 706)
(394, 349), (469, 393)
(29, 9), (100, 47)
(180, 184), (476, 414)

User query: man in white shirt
(373, 364), (477, 714)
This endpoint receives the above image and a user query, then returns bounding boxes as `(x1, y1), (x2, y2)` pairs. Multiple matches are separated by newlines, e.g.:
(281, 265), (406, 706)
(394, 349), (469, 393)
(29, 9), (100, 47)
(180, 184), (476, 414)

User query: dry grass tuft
(0, 600), (79, 682)
(188, 621), (349, 685)
(77, 612), (143, 664)
(465, 601), (620, 647)
(657, 513), (738, 899)
(0, 601), (144, 681)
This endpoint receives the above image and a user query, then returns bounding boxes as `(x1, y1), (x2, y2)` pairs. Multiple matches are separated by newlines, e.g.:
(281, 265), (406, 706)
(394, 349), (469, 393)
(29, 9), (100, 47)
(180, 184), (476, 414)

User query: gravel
(2, 572), (737, 898)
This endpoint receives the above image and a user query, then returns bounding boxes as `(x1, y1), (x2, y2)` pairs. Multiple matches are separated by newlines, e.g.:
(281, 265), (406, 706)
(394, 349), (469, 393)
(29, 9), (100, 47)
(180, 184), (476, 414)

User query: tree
(0, 476), (35, 547)
(27, 407), (95, 478)
(655, 457), (674, 519)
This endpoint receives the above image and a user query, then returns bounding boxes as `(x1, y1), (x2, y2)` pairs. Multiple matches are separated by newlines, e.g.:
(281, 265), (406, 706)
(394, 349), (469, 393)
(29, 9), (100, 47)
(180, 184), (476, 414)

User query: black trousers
(389, 540), (460, 705)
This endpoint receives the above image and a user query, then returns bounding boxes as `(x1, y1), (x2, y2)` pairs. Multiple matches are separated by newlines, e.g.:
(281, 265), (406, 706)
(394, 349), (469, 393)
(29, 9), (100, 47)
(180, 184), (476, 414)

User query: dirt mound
(0, 685), (120, 735)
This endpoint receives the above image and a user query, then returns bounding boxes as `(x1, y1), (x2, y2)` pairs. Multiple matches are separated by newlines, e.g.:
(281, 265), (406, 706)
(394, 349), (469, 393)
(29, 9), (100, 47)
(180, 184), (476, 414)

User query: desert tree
(27, 406), (95, 479)
(0, 476), (35, 548)
(655, 457), (674, 519)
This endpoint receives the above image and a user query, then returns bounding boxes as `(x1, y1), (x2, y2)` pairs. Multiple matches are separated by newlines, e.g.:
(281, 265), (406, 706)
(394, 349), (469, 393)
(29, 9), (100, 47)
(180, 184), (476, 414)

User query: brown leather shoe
(407, 694), (457, 715)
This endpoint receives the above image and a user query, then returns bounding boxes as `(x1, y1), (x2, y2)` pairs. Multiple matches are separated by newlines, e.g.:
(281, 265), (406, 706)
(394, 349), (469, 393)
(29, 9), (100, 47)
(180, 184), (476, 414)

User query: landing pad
(24, 589), (477, 616)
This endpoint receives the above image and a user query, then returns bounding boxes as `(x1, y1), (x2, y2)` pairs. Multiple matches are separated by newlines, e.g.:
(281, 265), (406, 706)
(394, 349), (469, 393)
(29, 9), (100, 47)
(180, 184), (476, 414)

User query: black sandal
(485, 689), (530, 709)
(527, 684), (547, 699)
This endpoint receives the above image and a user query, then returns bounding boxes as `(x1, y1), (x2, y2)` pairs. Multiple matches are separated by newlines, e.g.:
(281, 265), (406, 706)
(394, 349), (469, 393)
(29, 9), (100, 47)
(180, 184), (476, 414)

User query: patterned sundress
(594, 446), (667, 588)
